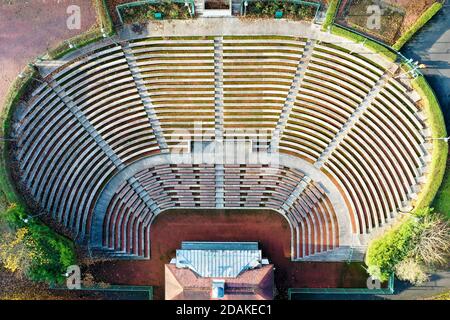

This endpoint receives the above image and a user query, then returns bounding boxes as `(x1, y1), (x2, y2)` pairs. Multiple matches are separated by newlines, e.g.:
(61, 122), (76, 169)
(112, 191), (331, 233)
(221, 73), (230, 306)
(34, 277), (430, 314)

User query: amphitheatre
(0, 0), (449, 301)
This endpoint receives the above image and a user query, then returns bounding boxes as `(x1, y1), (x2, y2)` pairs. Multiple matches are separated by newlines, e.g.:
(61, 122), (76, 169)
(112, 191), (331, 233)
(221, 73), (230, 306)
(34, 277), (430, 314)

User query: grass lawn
(432, 156), (450, 219)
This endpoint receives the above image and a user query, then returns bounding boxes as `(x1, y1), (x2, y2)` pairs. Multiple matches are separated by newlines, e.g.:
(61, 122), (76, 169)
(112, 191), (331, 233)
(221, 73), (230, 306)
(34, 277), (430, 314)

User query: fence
(116, 0), (196, 24)
(288, 273), (395, 300)
(325, 0), (424, 76)
(50, 284), (153, 300)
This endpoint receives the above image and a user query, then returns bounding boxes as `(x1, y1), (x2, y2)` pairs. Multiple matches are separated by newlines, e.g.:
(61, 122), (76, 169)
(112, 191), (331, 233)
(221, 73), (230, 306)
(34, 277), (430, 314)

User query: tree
(411, 214), (450, 267)
(0, 204), (76, 285)
(395, 258), (428, 285)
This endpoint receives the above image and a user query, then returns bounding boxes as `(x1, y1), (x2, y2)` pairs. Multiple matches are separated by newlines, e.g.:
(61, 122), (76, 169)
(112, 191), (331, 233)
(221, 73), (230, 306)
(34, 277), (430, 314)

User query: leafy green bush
(367, 208), (450, 283)
(245, 0), (317, 21)
(366, 217), (420, 281)
(0, 204), (76, 285)
(393, 3), (443, 51)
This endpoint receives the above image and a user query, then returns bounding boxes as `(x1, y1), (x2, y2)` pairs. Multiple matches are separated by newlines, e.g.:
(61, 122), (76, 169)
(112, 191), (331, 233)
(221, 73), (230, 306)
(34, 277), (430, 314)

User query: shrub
(367, 208), (450, 284)
(411, 213), (450, 267)
(0, 204), (76, 285)
(395, 258), (428, 285)
(119, 1), (191, 23)
(366, 217), (419, 281)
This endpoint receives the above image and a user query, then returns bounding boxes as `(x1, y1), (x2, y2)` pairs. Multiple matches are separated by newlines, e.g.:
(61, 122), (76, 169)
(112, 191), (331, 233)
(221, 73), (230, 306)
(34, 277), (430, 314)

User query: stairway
(314, 73), (391, 169)
(270, 40), (316, 153)
(121, 42), (169, 153)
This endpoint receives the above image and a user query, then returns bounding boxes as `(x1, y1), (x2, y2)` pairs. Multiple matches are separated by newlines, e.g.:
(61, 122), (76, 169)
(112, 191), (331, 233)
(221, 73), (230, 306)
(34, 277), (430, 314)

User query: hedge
(392, 2), (443, 51)
(330, 25), (398, 62)
(411, 75), (448, 211)
(365, 216), (419, 281)
(0, 66), (36, 204)
(321, 0), (338, 31)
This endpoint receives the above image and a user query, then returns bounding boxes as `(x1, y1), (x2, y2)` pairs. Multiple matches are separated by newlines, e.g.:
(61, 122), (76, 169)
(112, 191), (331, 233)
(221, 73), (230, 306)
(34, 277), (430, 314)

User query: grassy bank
(321, 0), (338, 31)
(412, 75), (448, 211)
(330, 25), (397, 62)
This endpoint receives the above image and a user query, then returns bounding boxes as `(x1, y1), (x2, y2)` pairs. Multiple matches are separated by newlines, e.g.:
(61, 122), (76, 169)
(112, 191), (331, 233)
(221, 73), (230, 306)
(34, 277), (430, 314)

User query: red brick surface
(89, 209), (368, 300)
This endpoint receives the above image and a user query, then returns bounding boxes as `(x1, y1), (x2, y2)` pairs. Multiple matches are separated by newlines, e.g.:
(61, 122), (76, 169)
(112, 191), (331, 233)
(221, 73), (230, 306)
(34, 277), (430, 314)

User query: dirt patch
(87, 209), (369, 300)
(336, 0), (439, 45)
(0, 0), (97, 114)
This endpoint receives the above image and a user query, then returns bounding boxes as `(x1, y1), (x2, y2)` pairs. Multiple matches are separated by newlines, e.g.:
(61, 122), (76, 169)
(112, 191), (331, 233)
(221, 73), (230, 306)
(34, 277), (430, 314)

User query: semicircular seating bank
(11, 33), (433, 261)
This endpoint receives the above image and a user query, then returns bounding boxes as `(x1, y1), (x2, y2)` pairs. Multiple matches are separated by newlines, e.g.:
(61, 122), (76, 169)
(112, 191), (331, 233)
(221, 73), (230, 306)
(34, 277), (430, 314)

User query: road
(402, 0), (450, 130)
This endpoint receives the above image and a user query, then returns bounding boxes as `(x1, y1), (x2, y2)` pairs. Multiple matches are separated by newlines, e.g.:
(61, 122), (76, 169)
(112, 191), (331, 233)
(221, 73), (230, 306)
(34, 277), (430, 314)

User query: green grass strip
(412, 75), (448, 211)
(330, 25), (397, 62)
(322, 0), (339, 31)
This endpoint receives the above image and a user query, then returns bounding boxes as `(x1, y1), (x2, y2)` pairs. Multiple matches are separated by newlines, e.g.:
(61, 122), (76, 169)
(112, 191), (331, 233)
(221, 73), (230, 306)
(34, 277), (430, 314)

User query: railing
(116, 0), (196, 24)
(240, 0), (321, 22)
(323, 0), (423, 76)
(50, 284), (153, 300)
(288, 273), (395, 299)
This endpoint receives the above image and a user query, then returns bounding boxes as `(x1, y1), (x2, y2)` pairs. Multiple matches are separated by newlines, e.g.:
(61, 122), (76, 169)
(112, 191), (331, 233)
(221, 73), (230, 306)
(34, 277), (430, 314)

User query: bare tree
(395, 258), (429, 285)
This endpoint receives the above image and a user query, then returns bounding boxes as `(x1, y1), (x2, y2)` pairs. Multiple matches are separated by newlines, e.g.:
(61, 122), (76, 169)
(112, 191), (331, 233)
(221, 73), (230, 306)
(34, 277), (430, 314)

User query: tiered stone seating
(15, 81), (118, 238)
(53, 43), (160, 163)
(101, 163), (339, 259)
(288, 183), (339, 258)
(311, 42), (430, 234)
(15, 42), (161, 239)
(13, 35), (433, 260)
(127, 37), (216, 153)
(222, 36), (306, 151)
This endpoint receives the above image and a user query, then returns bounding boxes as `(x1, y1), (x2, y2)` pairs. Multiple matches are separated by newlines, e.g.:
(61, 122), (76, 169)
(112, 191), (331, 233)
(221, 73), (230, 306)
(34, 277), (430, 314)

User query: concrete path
(387, 271), (450, 300)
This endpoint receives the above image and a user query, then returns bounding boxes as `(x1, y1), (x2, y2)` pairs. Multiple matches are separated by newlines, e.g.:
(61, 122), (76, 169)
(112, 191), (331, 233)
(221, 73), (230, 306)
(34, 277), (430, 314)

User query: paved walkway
(119, 17), (392, 69)
(387, 271), (450, 300)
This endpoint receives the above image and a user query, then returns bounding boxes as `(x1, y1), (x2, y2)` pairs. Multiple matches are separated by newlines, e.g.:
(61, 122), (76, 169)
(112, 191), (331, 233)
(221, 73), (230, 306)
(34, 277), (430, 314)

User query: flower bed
(244, 0), (317, 21)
